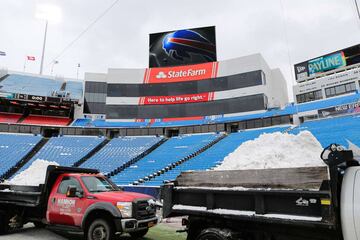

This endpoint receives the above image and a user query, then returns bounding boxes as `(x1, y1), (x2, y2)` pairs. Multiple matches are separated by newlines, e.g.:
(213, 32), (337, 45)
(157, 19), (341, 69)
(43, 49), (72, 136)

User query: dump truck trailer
(162, 144), (360, 240)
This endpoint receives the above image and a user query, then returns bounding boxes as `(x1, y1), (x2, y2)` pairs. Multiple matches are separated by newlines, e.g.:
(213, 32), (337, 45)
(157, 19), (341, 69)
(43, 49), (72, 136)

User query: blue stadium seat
(65, 81), (83, 100)
(0, 74), (63, 96)
(0, 133), (42, 177)
(290, 115), (360, 148)
(110, 133), (222, 185)
(80, 136), (163, 174)
(72, 118), (93, 127)
(18, 135), (105, 172)
(143, 126), (289, 186)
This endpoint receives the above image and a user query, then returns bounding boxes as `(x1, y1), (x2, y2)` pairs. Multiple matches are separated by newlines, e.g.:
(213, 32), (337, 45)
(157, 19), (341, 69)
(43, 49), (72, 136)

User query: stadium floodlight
(35, 4), (62, 75)
(35, 4), (62, 23)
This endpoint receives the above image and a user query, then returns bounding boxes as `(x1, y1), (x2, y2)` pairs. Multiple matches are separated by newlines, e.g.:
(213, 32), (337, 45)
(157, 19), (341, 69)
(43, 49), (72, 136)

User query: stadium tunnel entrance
(166, 128), (179, 137)
(42, 128), (60, 138)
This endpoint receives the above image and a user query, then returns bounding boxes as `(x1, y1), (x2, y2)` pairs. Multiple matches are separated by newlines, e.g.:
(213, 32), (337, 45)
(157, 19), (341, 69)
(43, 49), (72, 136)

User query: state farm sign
(144, 62), (218, 83)
(139, 92), (213, 105)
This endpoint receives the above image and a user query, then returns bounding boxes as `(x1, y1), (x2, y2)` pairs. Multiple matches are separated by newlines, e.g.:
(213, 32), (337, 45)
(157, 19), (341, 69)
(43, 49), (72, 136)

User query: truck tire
(197, 228), (233, 240)
(0, 215), (9, 235)
(87, 219), (115, 240)
(130, 229), (149, 239)
(34, 221), (46, 228)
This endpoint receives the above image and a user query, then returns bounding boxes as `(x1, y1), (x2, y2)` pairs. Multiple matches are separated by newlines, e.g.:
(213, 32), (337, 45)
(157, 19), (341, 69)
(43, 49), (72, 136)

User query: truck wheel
(0, 215), (10, 235)
(34, 222), (46, 228)
(130, 229), (149, 239)
(197, 228), (233, 240)
(87, 219), (115, 240)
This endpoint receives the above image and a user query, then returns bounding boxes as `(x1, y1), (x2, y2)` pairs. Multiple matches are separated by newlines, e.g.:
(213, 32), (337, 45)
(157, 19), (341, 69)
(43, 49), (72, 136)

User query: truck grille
(133, 200), (156, 220)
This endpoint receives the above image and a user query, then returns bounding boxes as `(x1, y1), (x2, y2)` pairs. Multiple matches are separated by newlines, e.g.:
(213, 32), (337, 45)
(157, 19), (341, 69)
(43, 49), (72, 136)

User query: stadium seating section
(21, 115), (71, 126)
(143, 126), (289, 186)
(110, 133), (222, 185)
(18, 136), (105, 173)
(0, 74), (83, 100)
(80, 136), (163, 174)
(65, 81), (83, 100)
(0, 74), (63, 97)
(290, 115), (360, 148)
(0, 133), (42, 177)
(0, 112), (22, 123)
(1, 113), (360, 187)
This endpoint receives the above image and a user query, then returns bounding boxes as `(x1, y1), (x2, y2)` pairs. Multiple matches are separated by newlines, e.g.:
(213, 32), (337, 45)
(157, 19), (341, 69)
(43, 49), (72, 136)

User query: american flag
(27, 56), (35, 61)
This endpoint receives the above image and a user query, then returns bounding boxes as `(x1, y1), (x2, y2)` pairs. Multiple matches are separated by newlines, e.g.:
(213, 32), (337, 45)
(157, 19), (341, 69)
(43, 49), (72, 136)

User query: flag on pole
(0, 51), (6, 56)
(27, 56), (36, 61)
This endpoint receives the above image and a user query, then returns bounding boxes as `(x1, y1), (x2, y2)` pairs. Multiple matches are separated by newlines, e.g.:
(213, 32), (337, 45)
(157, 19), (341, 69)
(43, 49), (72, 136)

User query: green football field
(142, 224), (187, 240)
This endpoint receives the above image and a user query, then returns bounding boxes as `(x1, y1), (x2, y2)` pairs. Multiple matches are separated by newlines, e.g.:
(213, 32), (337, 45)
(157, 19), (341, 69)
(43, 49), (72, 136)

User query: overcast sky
(0, 0), (359, 99)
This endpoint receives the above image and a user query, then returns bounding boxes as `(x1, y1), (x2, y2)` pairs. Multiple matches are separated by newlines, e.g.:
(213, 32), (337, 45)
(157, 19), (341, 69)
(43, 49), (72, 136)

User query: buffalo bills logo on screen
(162, 30), (216, 62)
(149, 26), (217, 68)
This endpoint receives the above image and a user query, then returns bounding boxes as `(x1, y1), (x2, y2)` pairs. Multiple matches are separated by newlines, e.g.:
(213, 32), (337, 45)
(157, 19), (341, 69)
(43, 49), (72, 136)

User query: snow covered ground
(216, 131), (325, 170)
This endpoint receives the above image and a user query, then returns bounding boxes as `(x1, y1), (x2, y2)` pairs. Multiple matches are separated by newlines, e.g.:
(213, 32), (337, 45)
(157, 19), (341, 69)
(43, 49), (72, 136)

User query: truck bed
(0, 166), (99, 207)
(162, 166), (336, 228)
(0, 184), (42, 207)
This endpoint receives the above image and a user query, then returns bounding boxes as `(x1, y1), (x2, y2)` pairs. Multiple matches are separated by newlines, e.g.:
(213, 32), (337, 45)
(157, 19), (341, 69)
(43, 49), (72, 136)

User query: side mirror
(66, 186), (77, 198)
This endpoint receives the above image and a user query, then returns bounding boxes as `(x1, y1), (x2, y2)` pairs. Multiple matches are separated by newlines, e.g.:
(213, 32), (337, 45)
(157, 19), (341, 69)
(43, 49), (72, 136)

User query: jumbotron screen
(149, 26), (217, 68)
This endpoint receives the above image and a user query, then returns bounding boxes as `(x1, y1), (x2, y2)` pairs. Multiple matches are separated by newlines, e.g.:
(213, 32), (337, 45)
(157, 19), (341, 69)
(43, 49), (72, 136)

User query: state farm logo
(156, 71), (167, 79)
(155, 69), (207, 79)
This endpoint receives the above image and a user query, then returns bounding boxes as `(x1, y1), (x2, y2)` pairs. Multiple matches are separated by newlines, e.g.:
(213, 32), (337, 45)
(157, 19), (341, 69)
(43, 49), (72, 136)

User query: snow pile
(216, 131), (325, 170)
(8, 160), (59, 186)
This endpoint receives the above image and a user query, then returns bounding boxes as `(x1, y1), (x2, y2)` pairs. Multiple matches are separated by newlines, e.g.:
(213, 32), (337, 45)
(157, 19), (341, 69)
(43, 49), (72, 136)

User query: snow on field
(8, 160), (59, 186)
(216, 131), (325, 170)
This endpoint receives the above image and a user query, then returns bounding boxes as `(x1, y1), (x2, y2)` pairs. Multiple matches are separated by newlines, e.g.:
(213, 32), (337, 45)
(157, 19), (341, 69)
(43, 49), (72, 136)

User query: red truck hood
(90, 191), (153, 202)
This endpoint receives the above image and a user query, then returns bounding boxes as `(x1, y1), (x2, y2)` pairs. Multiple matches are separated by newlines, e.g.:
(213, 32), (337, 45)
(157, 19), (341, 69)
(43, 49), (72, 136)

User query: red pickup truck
(0, 166), (158, 240)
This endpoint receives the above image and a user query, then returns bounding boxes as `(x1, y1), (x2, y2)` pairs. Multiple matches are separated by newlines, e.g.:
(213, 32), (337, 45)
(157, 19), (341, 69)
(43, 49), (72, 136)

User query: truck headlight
(116, 202), (133, 218)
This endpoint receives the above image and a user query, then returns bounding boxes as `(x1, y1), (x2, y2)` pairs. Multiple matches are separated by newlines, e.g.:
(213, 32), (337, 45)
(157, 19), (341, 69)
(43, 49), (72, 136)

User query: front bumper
(116, 216), (158, 233)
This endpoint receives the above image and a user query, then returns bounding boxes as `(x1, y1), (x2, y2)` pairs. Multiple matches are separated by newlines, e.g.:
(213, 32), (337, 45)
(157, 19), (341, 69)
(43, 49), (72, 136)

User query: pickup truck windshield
(81, 176), (117, 193)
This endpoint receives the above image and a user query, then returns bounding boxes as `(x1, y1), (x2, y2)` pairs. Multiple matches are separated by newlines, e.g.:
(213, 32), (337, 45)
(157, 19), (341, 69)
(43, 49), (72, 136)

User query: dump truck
(162, 144), (360, 240)
(0, 166), (158, 240)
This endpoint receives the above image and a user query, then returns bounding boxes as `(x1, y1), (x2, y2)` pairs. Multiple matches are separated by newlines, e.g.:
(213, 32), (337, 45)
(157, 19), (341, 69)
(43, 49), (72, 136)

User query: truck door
(354, 170), (360, 239)
(47, 176), (86, 226)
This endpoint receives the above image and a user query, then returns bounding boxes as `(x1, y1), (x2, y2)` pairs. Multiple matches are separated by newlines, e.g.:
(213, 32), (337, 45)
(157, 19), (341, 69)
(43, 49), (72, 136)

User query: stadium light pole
(355, 0), (360, 21)
(39, 20), (48, 75)
(35, 4), (62, 75)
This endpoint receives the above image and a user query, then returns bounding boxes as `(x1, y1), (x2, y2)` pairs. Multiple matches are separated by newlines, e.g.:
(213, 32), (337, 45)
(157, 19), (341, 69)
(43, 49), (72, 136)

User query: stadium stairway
(1, 137), (49, 181)
(0, 74), (9, 82)
(116, 133), (227, 186)
(72, 138), (111, 167)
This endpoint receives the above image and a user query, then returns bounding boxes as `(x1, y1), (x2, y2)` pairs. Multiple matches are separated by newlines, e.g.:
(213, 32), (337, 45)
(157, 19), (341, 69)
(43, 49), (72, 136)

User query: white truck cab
(341, 166), (360, 240)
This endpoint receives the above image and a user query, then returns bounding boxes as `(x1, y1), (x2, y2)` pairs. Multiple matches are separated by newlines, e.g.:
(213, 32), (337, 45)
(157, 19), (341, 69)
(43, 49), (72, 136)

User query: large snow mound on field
(216, 131), (325, 170)
(8, 160), (59, 186)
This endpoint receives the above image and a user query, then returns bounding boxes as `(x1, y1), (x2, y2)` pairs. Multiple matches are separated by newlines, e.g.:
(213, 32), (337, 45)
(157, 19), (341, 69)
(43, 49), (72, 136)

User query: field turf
(143, 224), (187, 240)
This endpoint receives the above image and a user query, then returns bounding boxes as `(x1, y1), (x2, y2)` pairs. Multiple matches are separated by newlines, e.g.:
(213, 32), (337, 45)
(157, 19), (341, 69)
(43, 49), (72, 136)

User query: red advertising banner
(136, 116), (204, 123)
(144, 62), (218, 84)
(162, 116), (204, 122)
(139, 92), (214, 105)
